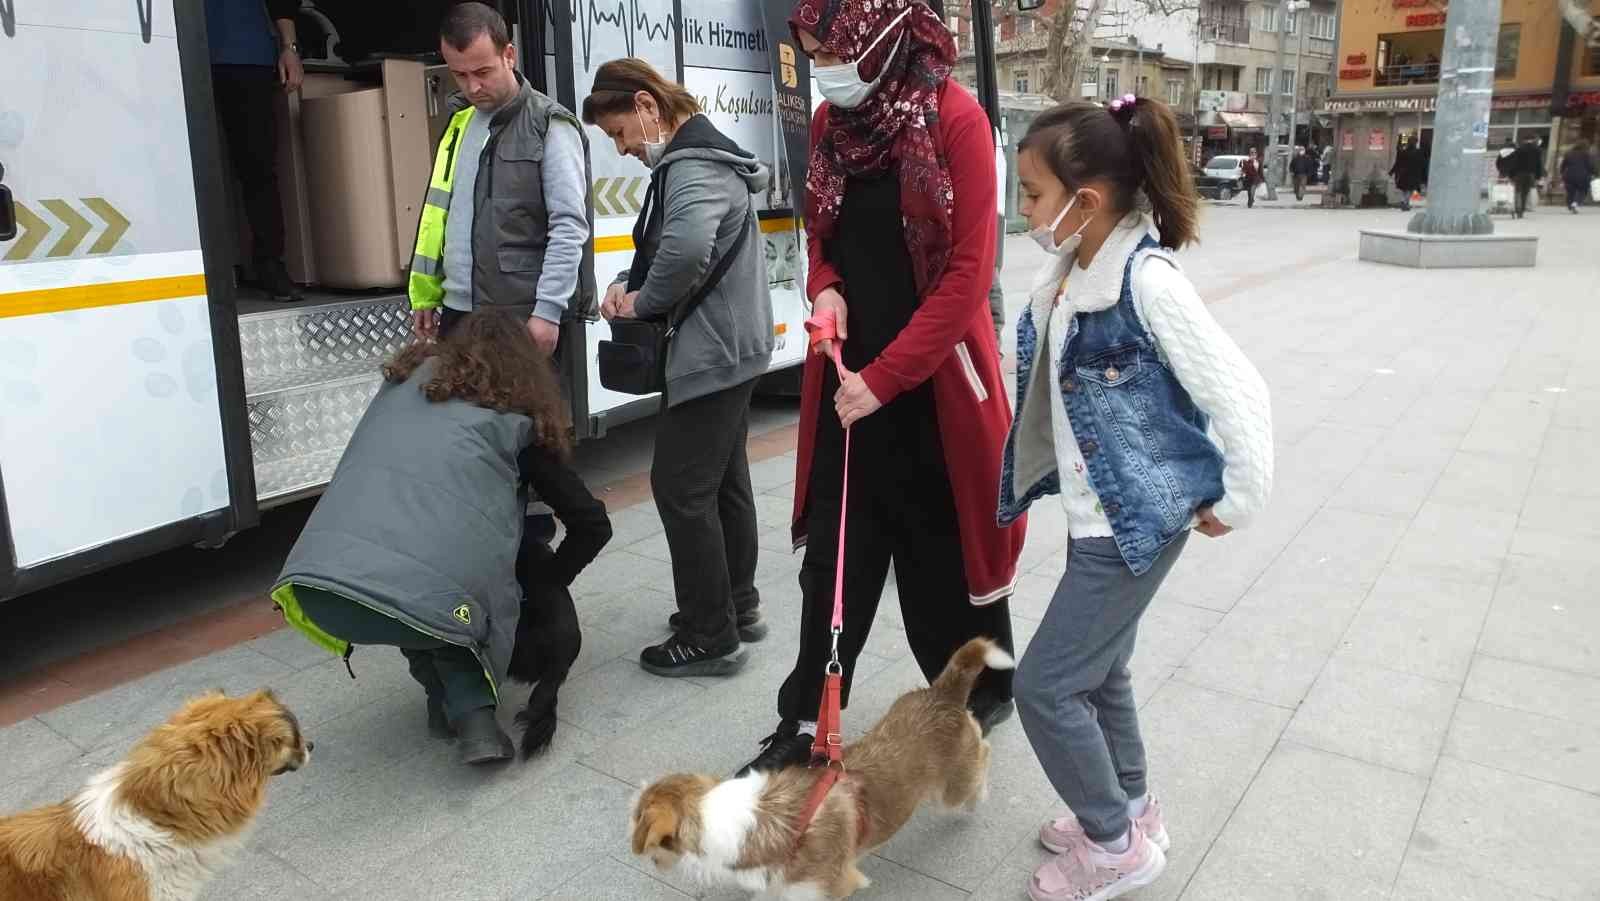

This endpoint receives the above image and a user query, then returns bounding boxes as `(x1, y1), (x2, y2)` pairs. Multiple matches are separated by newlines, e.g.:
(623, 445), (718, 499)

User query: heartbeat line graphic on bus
(547, 0), (678, 72)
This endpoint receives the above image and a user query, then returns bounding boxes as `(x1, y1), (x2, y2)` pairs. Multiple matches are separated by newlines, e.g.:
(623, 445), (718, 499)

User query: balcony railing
(1200, 21), (1252, 45)
(1374, 62), (1441, 86)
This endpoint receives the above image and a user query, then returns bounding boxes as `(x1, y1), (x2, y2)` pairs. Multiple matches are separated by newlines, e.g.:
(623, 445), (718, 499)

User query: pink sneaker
(1028, 826), (1167, 901)
(1039, 795), (1171, 854)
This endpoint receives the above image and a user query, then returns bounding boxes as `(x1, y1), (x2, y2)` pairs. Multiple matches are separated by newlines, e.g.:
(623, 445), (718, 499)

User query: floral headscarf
(789, 0), (957, 294)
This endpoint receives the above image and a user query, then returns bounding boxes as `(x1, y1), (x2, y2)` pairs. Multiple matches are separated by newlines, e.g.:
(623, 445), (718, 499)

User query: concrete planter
(1358, 229), (1538, 268)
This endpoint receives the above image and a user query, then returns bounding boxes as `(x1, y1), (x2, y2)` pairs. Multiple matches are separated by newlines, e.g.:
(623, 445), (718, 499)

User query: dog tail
(930, 637), (1015, 707)
(515, 681), (561, 758)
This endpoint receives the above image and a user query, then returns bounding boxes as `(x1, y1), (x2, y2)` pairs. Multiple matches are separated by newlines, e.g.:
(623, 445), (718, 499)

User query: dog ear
(630, 803), (679, 856)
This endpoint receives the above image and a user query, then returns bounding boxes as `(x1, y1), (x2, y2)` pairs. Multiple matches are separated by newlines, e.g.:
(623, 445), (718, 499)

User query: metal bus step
(239, 296), (411, 506)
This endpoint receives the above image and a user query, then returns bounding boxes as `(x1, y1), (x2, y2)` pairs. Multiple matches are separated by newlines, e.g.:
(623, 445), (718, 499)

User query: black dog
(506, 536), (581, 758)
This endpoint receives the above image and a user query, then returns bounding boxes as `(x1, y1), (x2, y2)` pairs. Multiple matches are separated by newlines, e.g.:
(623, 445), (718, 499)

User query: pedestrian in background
(1559, 141), (1596, 214)
(586, 58), (775, 678)
(1289, 145), (1315, 201)
(1240, 147), (1262, 208)
(1389, 138), (1425, 211)
(1507, 134), (1545, 219)
(1006, 95), (1273, 901)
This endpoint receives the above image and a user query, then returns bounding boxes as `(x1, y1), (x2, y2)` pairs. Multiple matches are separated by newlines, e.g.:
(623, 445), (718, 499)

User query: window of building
(1305, 72), (1329, 102)
(1376, 32), (1443, 86)
(1587, 43), (1600, 77)
(1280, 67), (1296, 95)
(1257, 3), (1276, 33)
(1137, 74), (1149, 96)
(1104, 69), (1120, 98)
(1496, 23), (1520, 79)
(1016, 16), (1034, 35)
(1014, 69), (1031, 93)
(1311, 14), (1335, 40)
(1285, 10), (1298, 34)
(1254, 66), (1273, 94)
(1167, 78), (1185, 106)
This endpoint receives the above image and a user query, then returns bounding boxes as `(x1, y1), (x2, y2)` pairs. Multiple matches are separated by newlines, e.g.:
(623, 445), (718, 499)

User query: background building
(1324, 0), (1600, 204)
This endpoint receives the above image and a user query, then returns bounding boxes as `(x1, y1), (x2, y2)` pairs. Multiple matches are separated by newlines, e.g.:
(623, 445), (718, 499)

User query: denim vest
(999, 235), (1224, 575)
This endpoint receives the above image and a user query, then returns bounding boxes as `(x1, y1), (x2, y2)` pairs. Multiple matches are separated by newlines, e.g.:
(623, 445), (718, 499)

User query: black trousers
(776, 377), (1014, 722)
(653, 377), (762, 649)
(212, 65), (286, 263)
(1514, 175), (1537, 217)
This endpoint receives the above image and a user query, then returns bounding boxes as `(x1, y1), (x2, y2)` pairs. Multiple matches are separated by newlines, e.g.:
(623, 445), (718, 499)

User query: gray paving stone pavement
(2, 204), (1598, 899)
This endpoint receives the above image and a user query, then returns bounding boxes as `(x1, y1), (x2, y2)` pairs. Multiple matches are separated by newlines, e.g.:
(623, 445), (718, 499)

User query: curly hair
(383, 309), (573, 458)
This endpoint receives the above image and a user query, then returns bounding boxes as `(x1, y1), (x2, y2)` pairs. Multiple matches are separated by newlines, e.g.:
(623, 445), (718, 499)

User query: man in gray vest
(410, 2), (593, 351)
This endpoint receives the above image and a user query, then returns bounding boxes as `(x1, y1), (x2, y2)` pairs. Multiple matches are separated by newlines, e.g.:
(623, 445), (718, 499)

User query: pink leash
(804, 309), (850, 640)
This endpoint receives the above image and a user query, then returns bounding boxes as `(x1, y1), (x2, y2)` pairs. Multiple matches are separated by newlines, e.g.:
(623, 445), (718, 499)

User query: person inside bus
(272, 309), (612, 765)
(585, 58), (775, 678)
(409, 1), (593, 547)
(734, 0), (1025, 776)
(206, 0), (304, 302)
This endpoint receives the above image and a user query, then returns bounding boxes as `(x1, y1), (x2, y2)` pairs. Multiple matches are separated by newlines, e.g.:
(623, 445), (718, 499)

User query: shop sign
(1405, 12), (1446, 27)
(1197, 90), (1249, 112)
(1392, 0), (1431, 7)
(1341, 129), (1355, 150)
(1345, 52), (1368, 65)
(1369, 128), (1388, 151)
(1340, 67), (1374, 79)
(1323, 90), (1600, 116)
(1207, 126), (1229, 139)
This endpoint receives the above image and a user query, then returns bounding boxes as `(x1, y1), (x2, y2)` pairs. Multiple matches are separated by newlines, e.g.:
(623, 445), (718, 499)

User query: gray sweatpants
(1015, 532), (1189, 844)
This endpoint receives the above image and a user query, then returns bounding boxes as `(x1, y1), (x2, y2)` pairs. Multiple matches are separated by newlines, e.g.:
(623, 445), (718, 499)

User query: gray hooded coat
(620, 114), (775, 406)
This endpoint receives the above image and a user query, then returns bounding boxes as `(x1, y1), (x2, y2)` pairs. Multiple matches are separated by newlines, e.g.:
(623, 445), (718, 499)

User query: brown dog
(630, 637), (1012, 899)
(0, 690), (311, 901)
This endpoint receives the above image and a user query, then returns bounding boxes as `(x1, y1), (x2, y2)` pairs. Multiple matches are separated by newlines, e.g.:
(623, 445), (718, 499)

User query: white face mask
(637, 107), (667, 168)
(814, 7), (912, 110)
(1030, 192), (1092, 256)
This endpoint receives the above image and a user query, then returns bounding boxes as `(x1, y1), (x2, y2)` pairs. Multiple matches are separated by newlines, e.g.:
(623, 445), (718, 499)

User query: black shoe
(735, 720), (816, 777)
(971, 698), (1015, 737)
(426, 698), (453, 739)
(257, 258), (303, 302)
(667, 609), (769, 643)
(454, 707), (513, 765)
(639, 634), (748, 677)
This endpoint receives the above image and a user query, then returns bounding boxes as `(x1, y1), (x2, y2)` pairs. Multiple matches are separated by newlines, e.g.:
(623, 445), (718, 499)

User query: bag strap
(665, 193), (753, 335)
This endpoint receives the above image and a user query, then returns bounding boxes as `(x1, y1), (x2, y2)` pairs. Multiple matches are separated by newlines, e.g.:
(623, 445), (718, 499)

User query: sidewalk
(2, 206), (1598, 900)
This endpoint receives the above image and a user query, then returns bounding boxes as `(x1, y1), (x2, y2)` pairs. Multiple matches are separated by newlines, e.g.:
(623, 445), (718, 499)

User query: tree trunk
(1043, 0), (1110, 101)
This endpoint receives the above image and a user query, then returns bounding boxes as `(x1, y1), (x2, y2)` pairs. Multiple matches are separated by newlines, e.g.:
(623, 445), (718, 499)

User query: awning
(1219, 112), (1266, 130)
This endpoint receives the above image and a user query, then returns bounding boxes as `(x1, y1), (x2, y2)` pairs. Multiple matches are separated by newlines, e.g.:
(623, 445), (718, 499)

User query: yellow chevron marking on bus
(0, 274), (208, 319)
(593, 216), (799, 255)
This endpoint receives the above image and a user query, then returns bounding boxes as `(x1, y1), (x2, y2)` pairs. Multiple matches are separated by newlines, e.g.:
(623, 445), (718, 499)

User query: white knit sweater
(1034, 214), (1273, 536)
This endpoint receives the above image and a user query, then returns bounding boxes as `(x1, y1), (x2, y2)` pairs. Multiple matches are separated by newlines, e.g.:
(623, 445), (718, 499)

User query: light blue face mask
(813, 7), (912, 110)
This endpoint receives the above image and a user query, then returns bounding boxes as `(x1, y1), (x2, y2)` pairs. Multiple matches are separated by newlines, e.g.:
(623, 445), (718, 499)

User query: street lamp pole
(1410, 0), (1502, 234)
(1283, 0), (1309, 187)
(1263, 0), (1290, 200)
(1191, 10), (1203, 166)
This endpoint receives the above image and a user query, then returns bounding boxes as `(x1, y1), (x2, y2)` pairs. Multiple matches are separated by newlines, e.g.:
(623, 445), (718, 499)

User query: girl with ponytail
(998, 95), (1274, 901)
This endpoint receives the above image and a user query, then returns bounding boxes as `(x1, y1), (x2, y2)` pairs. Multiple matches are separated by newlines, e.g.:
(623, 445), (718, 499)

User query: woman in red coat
(737, 0), (1027, 775)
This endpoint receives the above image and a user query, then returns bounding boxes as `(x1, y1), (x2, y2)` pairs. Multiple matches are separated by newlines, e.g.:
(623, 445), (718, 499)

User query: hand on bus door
(279, 47), (304, 93)
(812, 287), (848, 362)
(412, 308), (439, 341)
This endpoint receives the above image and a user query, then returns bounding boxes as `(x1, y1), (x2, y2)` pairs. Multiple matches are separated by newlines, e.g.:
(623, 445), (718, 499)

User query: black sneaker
(257, 258), (303, 302)
(668, 609), (770, 643)
(454, 707), (513, 765)
(971, 697), (1015, 737)
(638, 634), (748, 678)
(735, 720), (816, 777)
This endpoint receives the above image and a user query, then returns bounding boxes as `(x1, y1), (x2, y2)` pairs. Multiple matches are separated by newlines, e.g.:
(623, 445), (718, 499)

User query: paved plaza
(2, 203), (1597, 900)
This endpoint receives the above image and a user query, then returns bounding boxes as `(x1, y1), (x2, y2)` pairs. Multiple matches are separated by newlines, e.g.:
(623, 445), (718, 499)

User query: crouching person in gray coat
(584, 58), (775, 678)
(272, 310), (612, 764)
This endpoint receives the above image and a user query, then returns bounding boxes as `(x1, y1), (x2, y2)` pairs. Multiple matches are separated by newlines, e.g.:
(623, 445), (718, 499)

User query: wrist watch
(284, 41), (300, 56)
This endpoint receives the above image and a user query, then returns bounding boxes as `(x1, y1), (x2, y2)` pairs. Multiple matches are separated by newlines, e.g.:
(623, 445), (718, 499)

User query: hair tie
(1108, 94), (1138, 127)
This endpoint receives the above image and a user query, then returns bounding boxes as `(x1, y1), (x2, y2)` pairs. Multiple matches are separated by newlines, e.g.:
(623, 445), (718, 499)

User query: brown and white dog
(630, 637), (1013, 900)
(0, 689), (311, 901)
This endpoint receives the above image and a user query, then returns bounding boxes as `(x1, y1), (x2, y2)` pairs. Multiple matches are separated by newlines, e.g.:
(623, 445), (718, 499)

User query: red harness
(792, 311), (851, 844)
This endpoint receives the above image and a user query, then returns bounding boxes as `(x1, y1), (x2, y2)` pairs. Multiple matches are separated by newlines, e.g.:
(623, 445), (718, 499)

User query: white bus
(0, 0), (1003, 601)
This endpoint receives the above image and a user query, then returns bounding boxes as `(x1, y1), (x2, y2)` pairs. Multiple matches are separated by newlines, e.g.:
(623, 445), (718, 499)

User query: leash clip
(827, 626), (843, 674)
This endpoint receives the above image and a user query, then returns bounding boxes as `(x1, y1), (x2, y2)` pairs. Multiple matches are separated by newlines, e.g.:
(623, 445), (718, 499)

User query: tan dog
(0, 690), (311, 901)
(631, 637), (1012, 899)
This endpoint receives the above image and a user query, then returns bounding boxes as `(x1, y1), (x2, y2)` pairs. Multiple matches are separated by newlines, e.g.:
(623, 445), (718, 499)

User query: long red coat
(790, 80), (1026, 605)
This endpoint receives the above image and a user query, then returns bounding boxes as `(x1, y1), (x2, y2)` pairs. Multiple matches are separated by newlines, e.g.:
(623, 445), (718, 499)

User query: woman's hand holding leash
(834, 372), (882, 429)
(811, 288), (849, 363)
(806, 304), (883, 429)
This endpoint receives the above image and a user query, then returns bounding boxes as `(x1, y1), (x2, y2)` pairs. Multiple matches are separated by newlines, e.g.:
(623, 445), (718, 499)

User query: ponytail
(1019, 96), (1199, 250)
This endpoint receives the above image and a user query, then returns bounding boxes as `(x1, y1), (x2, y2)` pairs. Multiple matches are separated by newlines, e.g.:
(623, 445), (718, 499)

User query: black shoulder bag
(596, 164), (751, 399)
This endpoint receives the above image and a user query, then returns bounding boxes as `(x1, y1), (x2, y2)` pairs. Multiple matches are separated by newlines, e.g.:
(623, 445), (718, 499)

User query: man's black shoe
(454, 707), (513, 765)
(257, 258), (303, 302)
(639, 634), (747, 677)
(668, 609), (769, 643)
(735, 720), (815, 777)
(971, 697), (1015, 737)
